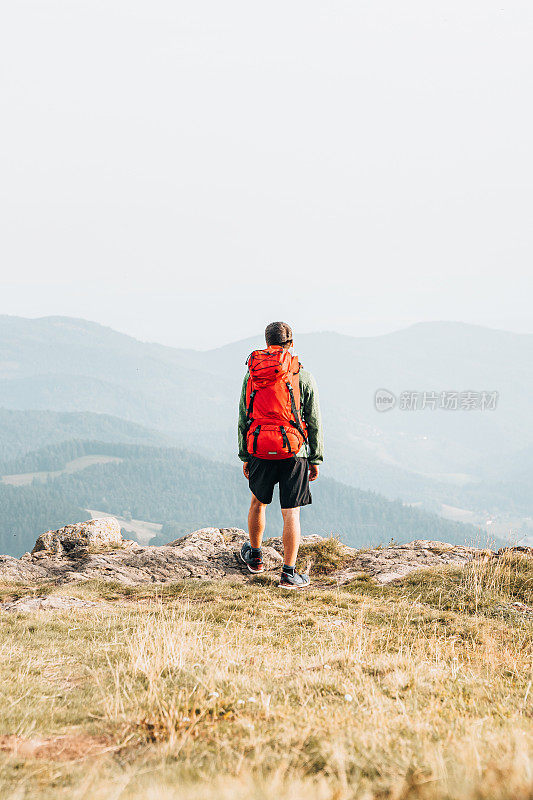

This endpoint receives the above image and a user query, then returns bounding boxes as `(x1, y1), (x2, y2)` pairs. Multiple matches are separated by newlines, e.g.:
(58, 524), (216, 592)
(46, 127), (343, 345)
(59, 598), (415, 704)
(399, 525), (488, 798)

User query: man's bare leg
(281, 507), (301, 566)
(248, 494), (267, 549)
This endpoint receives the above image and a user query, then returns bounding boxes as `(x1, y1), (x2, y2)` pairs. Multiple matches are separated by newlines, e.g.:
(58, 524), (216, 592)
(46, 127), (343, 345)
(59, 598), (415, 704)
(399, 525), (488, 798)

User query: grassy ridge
(0, 551), (531, 799)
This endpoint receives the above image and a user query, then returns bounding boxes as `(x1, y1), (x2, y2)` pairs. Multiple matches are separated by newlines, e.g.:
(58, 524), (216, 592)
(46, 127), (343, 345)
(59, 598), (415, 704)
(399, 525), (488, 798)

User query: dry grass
(0, 554), (532, 800)
(347, 551), (533, 615)
(295, 536), (352, 575)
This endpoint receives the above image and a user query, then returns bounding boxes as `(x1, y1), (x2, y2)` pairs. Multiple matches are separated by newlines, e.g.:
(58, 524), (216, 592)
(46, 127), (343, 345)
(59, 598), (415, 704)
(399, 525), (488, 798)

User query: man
(238, 321), (323, 589)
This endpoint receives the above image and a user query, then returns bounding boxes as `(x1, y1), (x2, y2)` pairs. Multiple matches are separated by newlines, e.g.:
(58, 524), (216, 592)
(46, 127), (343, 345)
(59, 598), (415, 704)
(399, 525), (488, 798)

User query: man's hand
(309, 464), (319, 482)
(243, 461), (250, 479)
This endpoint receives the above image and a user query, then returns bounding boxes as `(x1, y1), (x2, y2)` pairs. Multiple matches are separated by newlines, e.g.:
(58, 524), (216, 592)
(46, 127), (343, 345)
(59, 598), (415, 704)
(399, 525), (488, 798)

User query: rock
(0, 518), (498, 589)
(496, 545), (533, 557)
(0, 554), (49, 582)
(0, 525), (281, 586)
(168, 527), (282, 571)
(329, 541), (479, 585)
(121, 539), (141, 551)
(32, 518), (123, 557)
(0, 596), (102, 613)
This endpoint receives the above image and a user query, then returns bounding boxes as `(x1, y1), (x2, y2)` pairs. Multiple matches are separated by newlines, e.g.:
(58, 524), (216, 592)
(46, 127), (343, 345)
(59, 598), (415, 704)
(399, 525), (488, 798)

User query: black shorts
(248, 456), (312, 508)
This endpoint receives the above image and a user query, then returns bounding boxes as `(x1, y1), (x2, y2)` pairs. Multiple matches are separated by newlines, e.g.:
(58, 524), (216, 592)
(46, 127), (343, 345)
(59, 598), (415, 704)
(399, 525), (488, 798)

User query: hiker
(238, 321), (323, 589)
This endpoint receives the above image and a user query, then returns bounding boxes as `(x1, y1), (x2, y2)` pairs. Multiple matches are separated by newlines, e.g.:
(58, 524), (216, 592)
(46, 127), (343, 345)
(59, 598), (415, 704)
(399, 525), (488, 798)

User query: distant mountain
(0, 408), (174, 461)
(1, 315), (531, 519)
(456, 445), (533, 518)
(0, 440), (480, 557)
(0, 316), (236, 440)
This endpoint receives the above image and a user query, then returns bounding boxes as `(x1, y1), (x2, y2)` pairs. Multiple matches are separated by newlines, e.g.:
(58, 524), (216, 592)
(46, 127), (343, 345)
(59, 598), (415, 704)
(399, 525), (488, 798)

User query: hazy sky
(1, 0), (532, 348)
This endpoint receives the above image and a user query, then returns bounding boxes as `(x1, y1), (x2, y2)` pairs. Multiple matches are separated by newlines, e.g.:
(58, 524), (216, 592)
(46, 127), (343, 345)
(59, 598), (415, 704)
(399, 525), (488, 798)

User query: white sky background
(1, 0), (532, 349)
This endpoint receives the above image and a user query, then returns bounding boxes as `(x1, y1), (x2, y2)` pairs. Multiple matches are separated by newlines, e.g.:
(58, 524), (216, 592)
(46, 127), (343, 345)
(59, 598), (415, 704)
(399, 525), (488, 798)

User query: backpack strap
(252, 425), (261, 454)
(280, 426), (292, 454)
(286, 381), (308, 442)
(246, 389), (256, 429)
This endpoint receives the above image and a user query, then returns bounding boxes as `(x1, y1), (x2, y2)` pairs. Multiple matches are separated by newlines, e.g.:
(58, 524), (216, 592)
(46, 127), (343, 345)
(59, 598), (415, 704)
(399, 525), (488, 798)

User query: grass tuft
(295, 536), (352, 575)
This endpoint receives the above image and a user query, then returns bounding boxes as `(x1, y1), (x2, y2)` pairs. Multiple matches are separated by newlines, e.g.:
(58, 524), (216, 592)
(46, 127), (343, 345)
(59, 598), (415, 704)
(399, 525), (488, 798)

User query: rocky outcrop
(331, 540), (481, 585)
(0, 523), (281, 586)
(0, 518), (516, 589)
(32, 518), (124, 557)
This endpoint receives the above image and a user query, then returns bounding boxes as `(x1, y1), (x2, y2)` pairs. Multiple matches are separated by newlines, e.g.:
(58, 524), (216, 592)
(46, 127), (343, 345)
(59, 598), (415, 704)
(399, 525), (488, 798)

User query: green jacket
(238, 368), (323, 465)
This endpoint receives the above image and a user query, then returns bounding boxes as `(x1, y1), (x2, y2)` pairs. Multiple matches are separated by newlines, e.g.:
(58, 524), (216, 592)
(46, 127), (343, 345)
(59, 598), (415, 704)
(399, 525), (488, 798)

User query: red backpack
(245, 345), (308, 460)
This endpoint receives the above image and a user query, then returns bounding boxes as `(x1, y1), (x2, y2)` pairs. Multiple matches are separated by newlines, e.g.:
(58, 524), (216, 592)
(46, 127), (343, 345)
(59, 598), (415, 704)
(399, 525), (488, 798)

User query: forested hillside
(0, 441), (481, 557)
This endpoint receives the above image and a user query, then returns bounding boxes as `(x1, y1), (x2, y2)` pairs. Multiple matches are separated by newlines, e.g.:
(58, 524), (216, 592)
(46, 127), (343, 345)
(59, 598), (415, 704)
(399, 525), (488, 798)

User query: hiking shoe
(279, 570), (311, 590)
(239, 542), (264, 574)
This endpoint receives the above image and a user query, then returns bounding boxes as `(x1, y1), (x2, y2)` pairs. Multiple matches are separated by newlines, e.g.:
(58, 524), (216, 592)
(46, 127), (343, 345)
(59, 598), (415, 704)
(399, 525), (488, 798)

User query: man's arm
(237, 374), (250, 462)
(300, 370), (323, 465)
